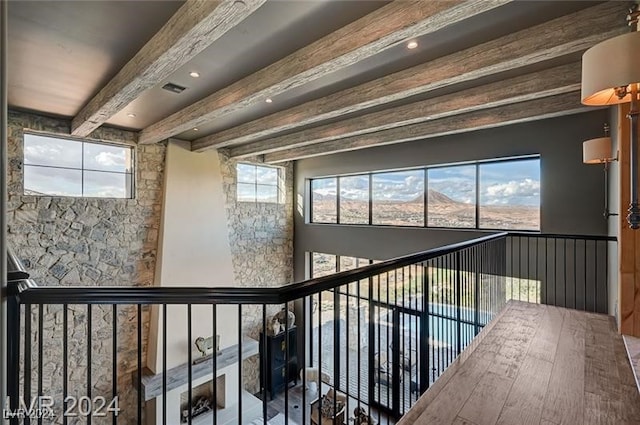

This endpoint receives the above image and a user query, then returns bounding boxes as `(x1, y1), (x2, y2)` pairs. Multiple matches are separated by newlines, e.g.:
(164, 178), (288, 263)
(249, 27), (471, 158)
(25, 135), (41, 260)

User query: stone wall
(218, 150), (294, 287)
(6, 111), (296, 420)
(218, 151), (295, 393)
(7, 110), (165, 424)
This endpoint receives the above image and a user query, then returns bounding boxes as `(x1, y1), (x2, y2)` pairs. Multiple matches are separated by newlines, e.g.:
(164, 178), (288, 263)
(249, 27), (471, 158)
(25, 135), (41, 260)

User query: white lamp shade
(583, 137), (614, 164)
(581, 31), (640, 106)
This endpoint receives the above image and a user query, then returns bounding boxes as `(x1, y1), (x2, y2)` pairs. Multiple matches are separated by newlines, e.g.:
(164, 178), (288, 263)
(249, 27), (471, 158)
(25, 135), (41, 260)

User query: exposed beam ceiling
(229, 62), (581, 158)
(70, 0), (266, 137)
(192, 2), (625, 152)
(139, 0), (513, 145)
(263, 92), (593, 163)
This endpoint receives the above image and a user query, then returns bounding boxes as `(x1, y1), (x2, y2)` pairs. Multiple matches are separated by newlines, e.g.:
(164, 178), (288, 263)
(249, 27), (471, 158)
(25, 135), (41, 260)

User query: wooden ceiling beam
(263, 92), (594, 163)
(229, 62), (581, 158)
(193, 2), (626, 152)
(138, 0), (513, 145)
(71, 0), (266, 137)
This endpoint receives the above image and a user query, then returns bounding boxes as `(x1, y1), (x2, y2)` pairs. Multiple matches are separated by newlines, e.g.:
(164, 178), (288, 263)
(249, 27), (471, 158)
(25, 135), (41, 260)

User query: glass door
(371, 304), (396, 415)
(370, 305), (423, 417)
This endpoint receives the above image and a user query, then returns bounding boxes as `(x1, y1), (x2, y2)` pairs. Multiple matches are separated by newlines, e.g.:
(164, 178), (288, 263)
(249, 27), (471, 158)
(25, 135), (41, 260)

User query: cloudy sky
(479, 159), (540, 206)
(23, 134), (132, 198)
(312, 159), (540, 206)
(428, 165), (476, 204)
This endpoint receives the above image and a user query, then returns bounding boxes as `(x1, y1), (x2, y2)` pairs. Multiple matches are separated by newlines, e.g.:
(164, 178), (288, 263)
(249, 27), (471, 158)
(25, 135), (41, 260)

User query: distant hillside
(312, 192), (333, 201)
(315, 189), (459, 204)
(412, 190), (459, 205)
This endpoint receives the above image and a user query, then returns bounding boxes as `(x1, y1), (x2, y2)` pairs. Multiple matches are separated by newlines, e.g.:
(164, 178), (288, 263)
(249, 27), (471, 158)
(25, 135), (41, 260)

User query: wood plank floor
(397, 301), (640, 425)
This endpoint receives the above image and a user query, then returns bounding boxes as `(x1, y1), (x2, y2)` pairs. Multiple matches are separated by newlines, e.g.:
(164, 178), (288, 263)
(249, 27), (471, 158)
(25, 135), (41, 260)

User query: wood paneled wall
(618, 103), (640, 336)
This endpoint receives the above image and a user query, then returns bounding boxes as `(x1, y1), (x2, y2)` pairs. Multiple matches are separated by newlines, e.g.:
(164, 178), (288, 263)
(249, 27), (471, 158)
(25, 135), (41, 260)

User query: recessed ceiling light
(189, 71), (200, 78)
(265, 98), (273, 103)
(193, 127), (199, 131)
(127, 113), (136, 118)
(407, 41), (418, 50)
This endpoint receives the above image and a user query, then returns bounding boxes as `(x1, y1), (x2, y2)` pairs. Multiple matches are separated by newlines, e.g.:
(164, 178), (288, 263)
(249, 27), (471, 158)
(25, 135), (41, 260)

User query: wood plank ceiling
(8, 1), (631, 162)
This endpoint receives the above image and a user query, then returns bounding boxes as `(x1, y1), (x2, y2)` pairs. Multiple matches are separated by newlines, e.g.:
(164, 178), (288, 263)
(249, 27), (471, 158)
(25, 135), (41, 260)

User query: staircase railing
(4, 232), (614, 425)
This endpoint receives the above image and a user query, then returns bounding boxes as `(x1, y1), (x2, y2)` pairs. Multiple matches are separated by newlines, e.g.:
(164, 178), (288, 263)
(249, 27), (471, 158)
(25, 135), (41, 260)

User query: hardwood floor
(397, 301), (640, 425)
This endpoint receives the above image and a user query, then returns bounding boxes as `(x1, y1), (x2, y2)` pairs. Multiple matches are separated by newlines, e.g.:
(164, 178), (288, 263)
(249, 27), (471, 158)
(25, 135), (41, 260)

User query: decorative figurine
(275, 307), (295, 328)
(270, 317), (281, 335)
(193, 335), (220, 364)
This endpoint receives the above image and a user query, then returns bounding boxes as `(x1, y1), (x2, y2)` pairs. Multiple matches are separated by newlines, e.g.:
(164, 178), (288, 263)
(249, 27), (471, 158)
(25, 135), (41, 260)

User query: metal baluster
(573, 239), (578, 310)
(24, 304), (31, 425)
(584, 240), (588, 311)
(605, 241), (609, 314)
(455, 252), (461, 356)
(474, 247), (480, 336)
(544, 238), (555, 304)
(517, 237), (522, 301)
(188, 304), (192, 425)
(36, 305), (42, 425)
(63, 305), (68, 425)
(318, 291), (323, 421)
(420, 261), (429, 394)
(212, 304), (217, 425)
(262, 304), (267, 425)
(367, 276), (374, 421)
(113, 305), (118, 425)
(301, 299), (307, 425)
(535, 238), (539, 303)
(332, 289), (339, 409)
(554, 238), (558, 307)
(239, 305), (243, 425)
(87, 304), (92, 425)
(526, 237), (530, 303)
(357, 277), (362, 414)
(564, 239), (568, 308)
(162, 305), (166, 425)
(594, 241), (599, 313)
(346, 283), (350, 405)
(137, 305), (142, 425)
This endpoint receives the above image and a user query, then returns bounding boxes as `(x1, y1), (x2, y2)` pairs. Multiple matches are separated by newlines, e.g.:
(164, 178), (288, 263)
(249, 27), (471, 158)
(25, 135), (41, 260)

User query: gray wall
(294, 110), (610, 281)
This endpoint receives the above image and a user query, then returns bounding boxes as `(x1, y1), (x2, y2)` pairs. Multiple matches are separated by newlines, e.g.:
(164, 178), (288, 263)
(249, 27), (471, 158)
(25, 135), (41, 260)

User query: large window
(311, 177), (337, 223)
(479, 158), (540, 230)
(23, 133), (133, 198)
(372, 170), (424, 226)
(427, 165), (476, 228)
(309, 156), (540, 231)
(236, 163), (282, 203)
(339, 175), (369, 224)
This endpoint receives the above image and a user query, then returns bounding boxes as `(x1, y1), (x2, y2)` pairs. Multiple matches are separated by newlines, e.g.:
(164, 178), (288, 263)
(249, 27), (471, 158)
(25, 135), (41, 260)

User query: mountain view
(313, 188), (539, 231)
(312, 159), (540, 231)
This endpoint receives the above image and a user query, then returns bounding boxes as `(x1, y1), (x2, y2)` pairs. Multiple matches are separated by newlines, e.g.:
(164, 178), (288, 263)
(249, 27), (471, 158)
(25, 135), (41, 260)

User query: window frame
(308, 155), (540, 232)
(236, 162), (284, 204)
(22, 131), (135, 199)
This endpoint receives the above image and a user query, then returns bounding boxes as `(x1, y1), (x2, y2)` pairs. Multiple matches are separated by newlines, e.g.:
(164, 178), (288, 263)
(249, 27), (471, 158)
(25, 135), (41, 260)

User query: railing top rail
(11, 232), (509, 305)
(508, 232), (616, 241)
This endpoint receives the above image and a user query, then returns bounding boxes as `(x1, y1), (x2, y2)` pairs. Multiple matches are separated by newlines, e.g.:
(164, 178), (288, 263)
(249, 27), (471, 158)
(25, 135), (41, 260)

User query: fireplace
(179, 375), (225, 423)
(142, 338), (262, 425)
